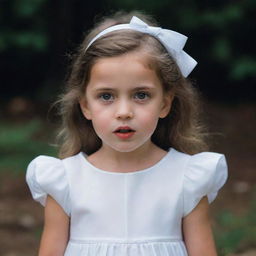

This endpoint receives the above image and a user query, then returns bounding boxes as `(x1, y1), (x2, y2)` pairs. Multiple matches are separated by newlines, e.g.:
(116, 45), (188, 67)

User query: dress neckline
(79, 148), (174, 175)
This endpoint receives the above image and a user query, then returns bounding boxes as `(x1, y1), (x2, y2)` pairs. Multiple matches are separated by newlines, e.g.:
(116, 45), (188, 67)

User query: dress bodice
(26, 148), (228, 256)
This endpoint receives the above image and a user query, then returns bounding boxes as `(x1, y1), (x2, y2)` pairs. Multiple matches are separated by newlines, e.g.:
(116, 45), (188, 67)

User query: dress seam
(62, 158), (73, 216)
(182, 156), (192, 218)
(69, 237), (183, 244)
(124, 175), (128, 239)
(79, 148), (173, 175)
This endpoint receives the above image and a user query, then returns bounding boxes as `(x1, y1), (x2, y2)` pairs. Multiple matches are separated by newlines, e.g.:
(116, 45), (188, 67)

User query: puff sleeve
(26, 155), (71, 216)
(183, 152), (228, 217)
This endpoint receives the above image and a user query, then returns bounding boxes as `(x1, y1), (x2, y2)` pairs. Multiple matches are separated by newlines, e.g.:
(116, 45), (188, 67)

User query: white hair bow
(86, 16), (197, 77)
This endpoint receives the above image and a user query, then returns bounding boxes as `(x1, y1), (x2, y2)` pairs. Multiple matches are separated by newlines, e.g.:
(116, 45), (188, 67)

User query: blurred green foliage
(1, 0), (255, 100)
(214, 189), (256, 255)
(0, 120), (57, 173)
(0, 0), (48, 52)
(13, 0), (45, 18)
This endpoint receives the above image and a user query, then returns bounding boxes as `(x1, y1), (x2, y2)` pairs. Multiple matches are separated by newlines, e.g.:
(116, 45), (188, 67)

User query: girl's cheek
(94, 107), (112, 117)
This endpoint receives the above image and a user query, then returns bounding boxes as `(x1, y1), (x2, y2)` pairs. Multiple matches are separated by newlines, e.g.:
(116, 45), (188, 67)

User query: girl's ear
(159, 92), (174, 118)
(79, 97), (92, 120)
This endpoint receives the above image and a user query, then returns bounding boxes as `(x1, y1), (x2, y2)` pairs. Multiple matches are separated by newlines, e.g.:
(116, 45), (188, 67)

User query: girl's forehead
(87, 51), (162, 90)
(92, 51), (155, 72)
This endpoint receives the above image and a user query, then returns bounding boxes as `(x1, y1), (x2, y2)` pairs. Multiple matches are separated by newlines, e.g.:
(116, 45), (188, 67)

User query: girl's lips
(113, 126), (136, 139)
(114, 126), (135, 133)
(114, 131), (135, 139)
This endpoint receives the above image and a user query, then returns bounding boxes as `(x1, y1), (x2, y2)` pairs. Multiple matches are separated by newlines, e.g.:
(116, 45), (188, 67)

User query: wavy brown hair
(55, 10), (209, 158)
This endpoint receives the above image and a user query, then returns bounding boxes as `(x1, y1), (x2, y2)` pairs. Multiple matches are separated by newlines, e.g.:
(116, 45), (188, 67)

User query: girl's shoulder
(171, 148), (228, 175)
(25, 153), (81, 216)
(171, 148), (228, 217)
(171, 147), (227, 171)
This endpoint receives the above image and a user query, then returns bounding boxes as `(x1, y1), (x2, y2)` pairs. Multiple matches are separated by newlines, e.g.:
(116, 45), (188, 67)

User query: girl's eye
(134, 92), (150, 100)
(99, 93), (114, 101)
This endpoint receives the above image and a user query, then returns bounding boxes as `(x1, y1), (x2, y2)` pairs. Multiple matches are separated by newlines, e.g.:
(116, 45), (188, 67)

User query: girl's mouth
(114, 126), (135, 139)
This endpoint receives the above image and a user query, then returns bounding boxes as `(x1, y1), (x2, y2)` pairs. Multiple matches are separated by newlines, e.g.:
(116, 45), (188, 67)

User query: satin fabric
(26, 148), (228, 256)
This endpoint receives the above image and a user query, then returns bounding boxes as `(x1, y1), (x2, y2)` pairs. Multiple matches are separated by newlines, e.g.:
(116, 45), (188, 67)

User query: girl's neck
(87, 142), (168, 173)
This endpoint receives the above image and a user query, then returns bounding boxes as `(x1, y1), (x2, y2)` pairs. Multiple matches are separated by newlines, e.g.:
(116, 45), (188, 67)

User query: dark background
(0, 1), (256, 256)
(1, 0), (256, 102)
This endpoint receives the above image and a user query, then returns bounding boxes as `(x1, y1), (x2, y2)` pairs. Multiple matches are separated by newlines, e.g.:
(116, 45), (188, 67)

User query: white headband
(86, 16), (197, 77)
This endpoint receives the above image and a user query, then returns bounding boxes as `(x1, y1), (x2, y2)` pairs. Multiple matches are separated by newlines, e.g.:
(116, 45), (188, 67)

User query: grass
(0, 119), (57, 173)
(214, 188), (256, 255)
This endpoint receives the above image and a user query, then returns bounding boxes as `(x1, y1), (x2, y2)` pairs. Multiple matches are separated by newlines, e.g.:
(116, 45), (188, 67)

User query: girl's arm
(182, 196), (217, 256)
(38, 195), (70, 256)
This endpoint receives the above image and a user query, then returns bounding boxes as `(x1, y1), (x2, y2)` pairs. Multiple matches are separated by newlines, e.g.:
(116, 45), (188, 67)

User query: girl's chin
(107, 146), (140, 153)
(103, 141), (153, 154)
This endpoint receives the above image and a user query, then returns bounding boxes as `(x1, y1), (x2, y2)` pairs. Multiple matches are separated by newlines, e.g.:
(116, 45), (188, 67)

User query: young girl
(26, 11), (228, 256)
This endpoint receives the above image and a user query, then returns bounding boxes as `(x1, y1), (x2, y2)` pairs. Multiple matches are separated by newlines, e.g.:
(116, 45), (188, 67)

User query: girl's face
(80, 51), (174, 154)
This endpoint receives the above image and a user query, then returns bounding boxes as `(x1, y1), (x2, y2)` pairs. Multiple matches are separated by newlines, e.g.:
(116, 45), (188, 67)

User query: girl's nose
(115, 100), (134, 120)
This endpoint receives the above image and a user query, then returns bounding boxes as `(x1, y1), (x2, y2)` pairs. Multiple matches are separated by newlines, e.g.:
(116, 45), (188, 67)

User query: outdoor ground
(0, 100), (255, 256)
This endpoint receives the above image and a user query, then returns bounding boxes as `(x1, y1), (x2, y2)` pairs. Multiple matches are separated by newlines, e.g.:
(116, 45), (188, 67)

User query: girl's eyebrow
(94, 86), (156, 92)
(94, 88), (114, 92)
(132, 86), (156, 91)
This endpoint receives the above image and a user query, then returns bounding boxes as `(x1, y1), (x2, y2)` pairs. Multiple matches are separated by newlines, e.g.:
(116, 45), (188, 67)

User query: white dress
(26, 147), (228, 256)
